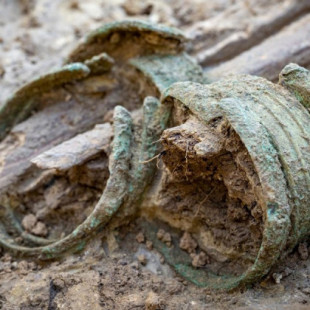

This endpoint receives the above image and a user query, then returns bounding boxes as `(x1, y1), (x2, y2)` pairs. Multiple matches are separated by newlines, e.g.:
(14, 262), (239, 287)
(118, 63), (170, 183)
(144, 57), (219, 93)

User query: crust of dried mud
(1, 1), (310, 309)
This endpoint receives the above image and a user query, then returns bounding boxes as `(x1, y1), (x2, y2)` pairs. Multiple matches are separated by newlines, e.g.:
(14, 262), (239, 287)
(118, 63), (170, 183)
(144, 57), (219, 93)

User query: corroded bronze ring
(148, 67), (310, 289)
(0, 20), (203, 259)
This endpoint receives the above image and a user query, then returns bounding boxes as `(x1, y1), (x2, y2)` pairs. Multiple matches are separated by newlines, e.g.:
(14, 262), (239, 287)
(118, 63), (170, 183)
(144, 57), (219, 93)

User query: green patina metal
(84, 20), (185, 44)
(129, 53), (205, 94)
(0, 20), (203, 259)
(279, 63), (310, 110)
(142, 221), (226, 288)
(160, 68), (310, 289)
(0, 105), (133, 258)
(66, 20), (187, 64)
(0, 63), (91, 140)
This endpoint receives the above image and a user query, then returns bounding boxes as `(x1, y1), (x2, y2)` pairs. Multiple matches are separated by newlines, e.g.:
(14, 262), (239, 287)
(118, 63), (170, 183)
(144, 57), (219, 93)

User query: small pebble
(136, 232), (145, 243)
(179, 232), (197, 254)
(157, 229), (165, 240)
(32, 221), (48, 237)
(157, 229), (172, 247)
(162, 232), (172, 247)
(138, 254), (147, 266)
(146, 240), (153, 250)
(53, 278), (65, 290)
(22, 214), (37, 231)
(272, 272), (283, 284)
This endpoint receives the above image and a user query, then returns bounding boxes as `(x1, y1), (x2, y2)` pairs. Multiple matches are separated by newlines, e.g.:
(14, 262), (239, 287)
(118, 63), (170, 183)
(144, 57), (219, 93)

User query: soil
(147, 112), (264, 275)
(1, 1), (310, 309)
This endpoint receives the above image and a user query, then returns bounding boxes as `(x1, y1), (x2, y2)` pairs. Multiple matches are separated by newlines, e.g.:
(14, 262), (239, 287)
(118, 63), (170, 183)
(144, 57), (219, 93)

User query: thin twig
(140, 153), (161, 164)
(185, 140), (189, 181)
(194, 187), (215, 217)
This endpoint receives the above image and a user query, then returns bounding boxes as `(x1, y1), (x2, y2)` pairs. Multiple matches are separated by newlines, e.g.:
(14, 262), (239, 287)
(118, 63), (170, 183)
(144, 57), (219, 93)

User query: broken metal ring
(0, 20), (203, 259)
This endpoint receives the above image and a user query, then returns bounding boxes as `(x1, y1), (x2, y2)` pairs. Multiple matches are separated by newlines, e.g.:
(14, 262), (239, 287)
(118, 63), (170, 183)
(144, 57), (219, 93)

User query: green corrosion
(279, 63), (310, 110)
(160, 66), (310, 290)
(129, 53), (205, 94)
(67, 19), (188, 64)
(0, 20), (203, 261)
(0, 63), (90, 140)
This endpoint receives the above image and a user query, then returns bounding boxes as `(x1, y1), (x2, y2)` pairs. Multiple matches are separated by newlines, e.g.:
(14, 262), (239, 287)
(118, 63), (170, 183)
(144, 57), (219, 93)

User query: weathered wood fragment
(32, 123), (112, 171)
(188, 0), (310, 66)
(206, 14), (310, 82)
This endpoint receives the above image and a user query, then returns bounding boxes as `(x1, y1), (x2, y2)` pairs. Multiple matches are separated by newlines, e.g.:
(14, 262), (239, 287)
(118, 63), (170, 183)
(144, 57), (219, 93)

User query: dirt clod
(136, 232), (145, 243)
(157, 229), (172, 247)
(146, 240), (153, 250)
(31, 221), (48, 237)
(1, 253), (12, 262)
(272, 273), (283, 284)
(179, 232), (197, 254)
(156, 229), (165, 240)
(162, 233), (172, 247)
(21, 213), (48, 236)
(145, 291), (161, 310)
(191, 251), (210, 268)
(53, 278), (66, 290)
(21, 214), (37, 231)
